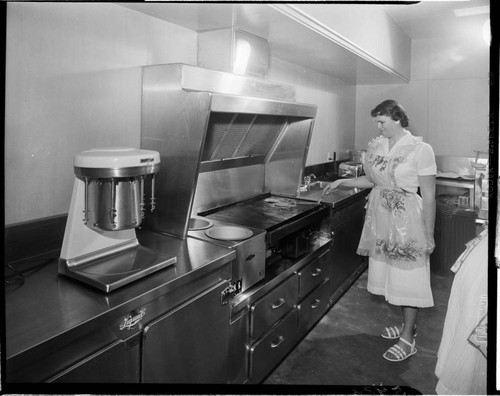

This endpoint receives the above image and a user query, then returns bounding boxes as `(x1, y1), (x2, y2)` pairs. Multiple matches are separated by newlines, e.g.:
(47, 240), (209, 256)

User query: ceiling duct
(198, 28), (269, 78)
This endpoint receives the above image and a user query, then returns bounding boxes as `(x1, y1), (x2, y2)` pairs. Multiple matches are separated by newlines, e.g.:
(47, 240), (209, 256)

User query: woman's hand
(322, 180), (344, 197)
(322, 175), (373, 198)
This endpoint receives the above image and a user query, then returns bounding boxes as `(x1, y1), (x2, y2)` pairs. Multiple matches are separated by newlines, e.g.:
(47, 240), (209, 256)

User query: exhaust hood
(140, 63), (317, 238)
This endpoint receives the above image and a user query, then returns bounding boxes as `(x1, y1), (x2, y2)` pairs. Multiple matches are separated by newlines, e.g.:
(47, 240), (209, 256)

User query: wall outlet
(327, 152), (333, 161)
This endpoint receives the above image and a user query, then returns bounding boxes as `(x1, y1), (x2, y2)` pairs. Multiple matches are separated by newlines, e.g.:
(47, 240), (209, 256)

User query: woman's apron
(357, 138), (428, 270)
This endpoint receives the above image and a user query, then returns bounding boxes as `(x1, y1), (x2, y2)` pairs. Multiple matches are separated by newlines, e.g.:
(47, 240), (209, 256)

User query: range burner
(187, 218), (266, 295)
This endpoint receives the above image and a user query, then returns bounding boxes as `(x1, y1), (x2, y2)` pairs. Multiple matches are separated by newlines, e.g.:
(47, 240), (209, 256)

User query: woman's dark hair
(370, 99), (409, 128)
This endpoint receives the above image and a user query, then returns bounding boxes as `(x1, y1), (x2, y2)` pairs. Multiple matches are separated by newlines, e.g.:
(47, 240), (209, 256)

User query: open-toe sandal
(380, 324), (417, 339)
(383, 337), (417, 362)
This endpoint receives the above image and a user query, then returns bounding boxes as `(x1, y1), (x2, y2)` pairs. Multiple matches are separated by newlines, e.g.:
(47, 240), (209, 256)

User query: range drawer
(248, 308), (299, 383)
(298, 279), (331, 337)
(249, 274), (299, 340)
(298, 248), (330, 299)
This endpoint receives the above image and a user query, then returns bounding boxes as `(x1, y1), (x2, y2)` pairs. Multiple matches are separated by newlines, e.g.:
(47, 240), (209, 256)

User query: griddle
(201, 194), (328, 248)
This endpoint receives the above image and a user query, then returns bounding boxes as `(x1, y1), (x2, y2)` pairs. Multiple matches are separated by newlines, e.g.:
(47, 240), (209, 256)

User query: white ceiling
(119, 1), (491, 84)
(380, 0), (490, 39)
(123, 0), (490, 40)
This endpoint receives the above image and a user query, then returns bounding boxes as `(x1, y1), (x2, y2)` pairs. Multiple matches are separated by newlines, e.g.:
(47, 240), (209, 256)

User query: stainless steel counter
(5, 230), (235, 365)
(4, 185), (369, 384)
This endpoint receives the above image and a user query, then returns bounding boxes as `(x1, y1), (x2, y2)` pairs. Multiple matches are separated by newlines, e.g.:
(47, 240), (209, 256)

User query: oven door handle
(271, 298), (286, 309)
(311, 298), (321, 309)
(270, 335), (285, 348)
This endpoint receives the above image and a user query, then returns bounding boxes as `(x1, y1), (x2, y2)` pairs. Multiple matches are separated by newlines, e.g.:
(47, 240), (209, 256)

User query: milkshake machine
(58, 147), (176, 292)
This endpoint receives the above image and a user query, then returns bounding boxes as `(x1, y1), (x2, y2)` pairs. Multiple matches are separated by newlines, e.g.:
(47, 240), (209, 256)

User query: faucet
(303, 174), (316, 187)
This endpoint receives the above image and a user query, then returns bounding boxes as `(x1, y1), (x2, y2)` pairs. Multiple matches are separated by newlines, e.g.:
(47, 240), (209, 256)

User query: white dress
(358, 131), (436, 307)
(435, 228), (488, 394)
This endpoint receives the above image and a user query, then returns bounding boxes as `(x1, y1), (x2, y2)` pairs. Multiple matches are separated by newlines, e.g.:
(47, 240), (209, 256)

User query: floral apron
(357, 136), (428, 270)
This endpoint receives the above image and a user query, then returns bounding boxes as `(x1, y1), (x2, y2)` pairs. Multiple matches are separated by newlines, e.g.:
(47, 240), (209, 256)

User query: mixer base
(59, 245), (177, 292)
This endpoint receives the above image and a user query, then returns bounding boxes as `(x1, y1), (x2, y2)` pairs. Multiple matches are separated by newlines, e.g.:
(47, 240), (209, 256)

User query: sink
(188, 217), (213, 231)
(298, 180), (362, 205)
(308, 180), (331, 190)
(322, 187), (361, 197)
(308, 180), (360, 194)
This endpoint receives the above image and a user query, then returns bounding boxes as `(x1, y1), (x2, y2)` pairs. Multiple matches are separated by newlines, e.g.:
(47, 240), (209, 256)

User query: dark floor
(264, 269), (454, 395)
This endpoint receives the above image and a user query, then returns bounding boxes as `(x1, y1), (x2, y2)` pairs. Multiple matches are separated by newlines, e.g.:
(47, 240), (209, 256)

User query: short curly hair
(370, 99), (409, 128)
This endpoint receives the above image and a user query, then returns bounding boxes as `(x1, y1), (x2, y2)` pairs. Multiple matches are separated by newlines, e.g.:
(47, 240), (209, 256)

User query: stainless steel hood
(141, 63), (317, 238)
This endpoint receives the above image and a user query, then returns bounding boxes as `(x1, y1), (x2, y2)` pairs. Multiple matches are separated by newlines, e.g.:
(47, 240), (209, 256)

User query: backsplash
(304, 161), (342, 181)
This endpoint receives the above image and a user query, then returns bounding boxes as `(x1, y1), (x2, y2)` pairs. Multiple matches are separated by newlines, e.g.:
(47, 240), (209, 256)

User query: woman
(323, 99), (436, 362)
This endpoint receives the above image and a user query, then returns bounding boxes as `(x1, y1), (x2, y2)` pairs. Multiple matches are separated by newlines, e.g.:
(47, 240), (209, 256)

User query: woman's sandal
(383, 337), (417, 362)
(380, 324), (417, 339)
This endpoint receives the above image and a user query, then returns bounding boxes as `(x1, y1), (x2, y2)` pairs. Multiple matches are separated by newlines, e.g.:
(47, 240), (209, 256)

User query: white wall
(354, 33), (490, 156)
(5, 3), (198, 225)
(5, 3), (357, 225)
(268, 58), (356, 165)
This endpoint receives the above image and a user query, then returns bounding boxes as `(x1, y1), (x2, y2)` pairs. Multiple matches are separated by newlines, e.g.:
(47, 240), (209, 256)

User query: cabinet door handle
(271, 298), (286, 309)
(311, 299), (321, 309)
(270, 335), (285, 348)
(311, 268), (322, 277)
(246, 254), (255, 261)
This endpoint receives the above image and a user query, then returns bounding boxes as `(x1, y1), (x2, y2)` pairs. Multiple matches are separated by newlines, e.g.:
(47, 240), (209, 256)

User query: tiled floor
(264, 269), (454, 395)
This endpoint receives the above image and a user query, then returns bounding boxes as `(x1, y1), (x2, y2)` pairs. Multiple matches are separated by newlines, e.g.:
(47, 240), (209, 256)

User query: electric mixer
(58, 147), (176, 292)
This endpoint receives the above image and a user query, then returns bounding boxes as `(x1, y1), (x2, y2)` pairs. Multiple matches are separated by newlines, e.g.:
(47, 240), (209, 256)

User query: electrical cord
(5, 257), (56, 288)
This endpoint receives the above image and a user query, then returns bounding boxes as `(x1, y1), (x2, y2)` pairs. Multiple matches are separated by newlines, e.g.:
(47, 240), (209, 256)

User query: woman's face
(374, 115), (400, 138)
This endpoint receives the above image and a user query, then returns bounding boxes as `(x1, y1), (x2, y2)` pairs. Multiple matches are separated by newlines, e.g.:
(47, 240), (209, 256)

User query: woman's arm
(418, 174), (436, 254)
(322, 175), (374, 197)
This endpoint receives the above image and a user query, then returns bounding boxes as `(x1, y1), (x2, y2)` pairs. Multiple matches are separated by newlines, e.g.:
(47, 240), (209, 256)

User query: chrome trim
(75, 164), (160, 178)
(62, 239), (139, 269)
(179, 63), (295, 101)
(210, 93), (317, 117)
(199, 156), (265, 173)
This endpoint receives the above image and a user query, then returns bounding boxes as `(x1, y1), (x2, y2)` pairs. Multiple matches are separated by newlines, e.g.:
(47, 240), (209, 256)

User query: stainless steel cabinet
(225, 239), (335, 384)
(142, 280), (230, 383)
(249, 274), (299, 341)
(298, 247), (330, 298)
(50, 337), (141, 383)
(248, 308), (299, 383)
(296, 247), (331, 337)
(228, 311), (250, 384)
(298, 279), (330, 338)
(246, 274), (299, 383)
(329, 195), (368, 303)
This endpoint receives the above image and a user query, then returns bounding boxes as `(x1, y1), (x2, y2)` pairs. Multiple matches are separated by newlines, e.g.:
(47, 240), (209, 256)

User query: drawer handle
(271, 298), (286, 309)
(270, 335), (285, 348)
(246, 254), (256, 261)
(311, 298), (321, 309)
(311, 268), (322, 277)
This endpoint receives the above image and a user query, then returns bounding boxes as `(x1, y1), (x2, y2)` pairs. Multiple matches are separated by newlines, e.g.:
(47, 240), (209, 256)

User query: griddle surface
(204, 196), (319, 231)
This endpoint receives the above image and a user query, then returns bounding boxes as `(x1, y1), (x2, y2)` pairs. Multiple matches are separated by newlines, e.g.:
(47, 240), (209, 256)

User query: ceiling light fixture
(453, 6), (489, 17)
